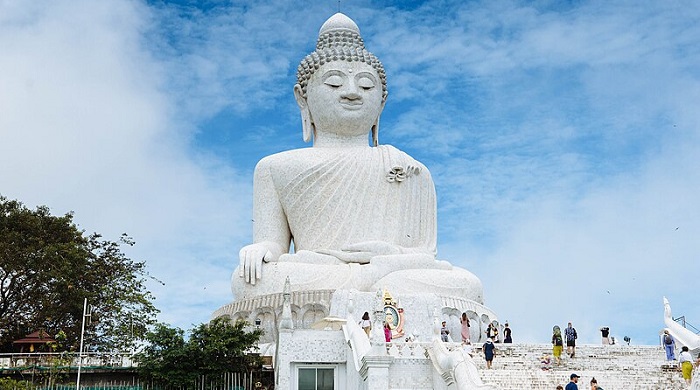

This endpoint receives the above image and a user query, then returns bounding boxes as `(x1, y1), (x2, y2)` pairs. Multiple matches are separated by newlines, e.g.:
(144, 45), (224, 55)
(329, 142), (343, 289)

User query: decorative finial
(318, 13), (360, 37)
(283, 276), (291, 296)
(280, 276), (293, 330)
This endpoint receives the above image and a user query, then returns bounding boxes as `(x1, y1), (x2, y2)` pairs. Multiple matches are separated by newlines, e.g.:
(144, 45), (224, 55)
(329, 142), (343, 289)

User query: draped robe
(271, 145), (436, 255)
(232, 145), (483, 303)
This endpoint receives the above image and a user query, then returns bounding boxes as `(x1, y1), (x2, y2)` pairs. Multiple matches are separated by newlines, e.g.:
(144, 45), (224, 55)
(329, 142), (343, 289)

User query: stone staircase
(468, 343), (688, 390)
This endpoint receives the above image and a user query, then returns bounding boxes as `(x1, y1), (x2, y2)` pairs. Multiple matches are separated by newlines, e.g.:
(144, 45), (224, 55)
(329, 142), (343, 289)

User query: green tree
(0, 378), (34, 390)
(136, 318), (263, 388)
(0, 196), (158, 352)
(136, 323), (198, 388)
(189, 317), (264, 375)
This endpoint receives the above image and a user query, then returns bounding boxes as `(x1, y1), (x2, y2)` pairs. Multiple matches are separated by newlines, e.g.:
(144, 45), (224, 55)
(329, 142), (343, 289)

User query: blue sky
(1, 0), (699, 345)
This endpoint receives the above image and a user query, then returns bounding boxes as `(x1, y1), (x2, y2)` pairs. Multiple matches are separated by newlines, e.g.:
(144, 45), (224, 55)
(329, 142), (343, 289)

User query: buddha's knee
(371, 267), (484, 303)
(231, 262), (354, 299)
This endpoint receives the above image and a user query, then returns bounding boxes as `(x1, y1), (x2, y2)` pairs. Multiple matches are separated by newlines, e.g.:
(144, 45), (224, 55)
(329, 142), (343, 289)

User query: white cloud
(0, 0), (250, 329)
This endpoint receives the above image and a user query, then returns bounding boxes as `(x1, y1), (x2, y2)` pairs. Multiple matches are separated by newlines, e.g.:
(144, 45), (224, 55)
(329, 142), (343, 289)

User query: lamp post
(76, 298), (91, 389)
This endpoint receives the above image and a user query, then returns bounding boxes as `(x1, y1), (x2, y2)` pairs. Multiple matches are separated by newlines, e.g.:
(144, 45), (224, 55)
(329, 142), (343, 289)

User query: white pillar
(360, 354), (394, 390)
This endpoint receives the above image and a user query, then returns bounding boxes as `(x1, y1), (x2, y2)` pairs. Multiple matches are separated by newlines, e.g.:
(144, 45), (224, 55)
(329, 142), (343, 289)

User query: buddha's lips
(340, 99), (362, 109)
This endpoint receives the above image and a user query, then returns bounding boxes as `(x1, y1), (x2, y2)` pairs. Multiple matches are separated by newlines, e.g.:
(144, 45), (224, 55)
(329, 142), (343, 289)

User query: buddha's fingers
(250, 253), (259, 285)
(320, 249), (372, 263)
(239, 244), (271, 284)
(238, 248), (247, 278)
(255, 252), (269, 281)
(343, 241), (400, 256)
(247, 255), (256, 285)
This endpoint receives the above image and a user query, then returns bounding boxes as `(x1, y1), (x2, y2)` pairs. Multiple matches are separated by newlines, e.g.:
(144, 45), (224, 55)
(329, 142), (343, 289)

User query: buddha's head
(295, 13), (388, 145)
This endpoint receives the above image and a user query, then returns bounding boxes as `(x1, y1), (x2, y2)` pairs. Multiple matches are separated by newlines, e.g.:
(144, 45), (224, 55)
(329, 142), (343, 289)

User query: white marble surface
(232, 12), (484, 303)
(663, 297), (700, 351)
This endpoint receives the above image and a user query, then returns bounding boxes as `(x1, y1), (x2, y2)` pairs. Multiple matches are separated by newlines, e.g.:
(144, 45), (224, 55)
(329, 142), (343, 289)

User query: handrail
(0, 351), (136, 369)
(673, 316), (700, 335)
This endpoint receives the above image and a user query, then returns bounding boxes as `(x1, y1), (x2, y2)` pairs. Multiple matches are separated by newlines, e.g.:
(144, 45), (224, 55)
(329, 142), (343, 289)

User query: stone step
(462, 343), (689, 390)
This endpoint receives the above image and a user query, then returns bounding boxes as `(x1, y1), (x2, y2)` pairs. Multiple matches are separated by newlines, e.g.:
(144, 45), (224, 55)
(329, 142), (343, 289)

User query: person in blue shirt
(482, 338), (495, 369)
(565, 322), (578, 358)
(662, 329), (676, 360)
(565, 373), (580, 390)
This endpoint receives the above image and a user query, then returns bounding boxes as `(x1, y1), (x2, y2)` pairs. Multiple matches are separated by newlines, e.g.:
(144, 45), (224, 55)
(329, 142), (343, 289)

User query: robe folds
(262, 145), (437, 255)
(233, 144), (483, 303)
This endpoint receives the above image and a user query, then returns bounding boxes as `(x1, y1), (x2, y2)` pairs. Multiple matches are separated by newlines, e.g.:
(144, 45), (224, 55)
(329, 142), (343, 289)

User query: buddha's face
(303, 60), (384, 138)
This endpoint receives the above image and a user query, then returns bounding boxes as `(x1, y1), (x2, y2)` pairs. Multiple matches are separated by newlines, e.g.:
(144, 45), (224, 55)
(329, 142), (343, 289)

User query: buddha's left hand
(317, 241), (401, 264)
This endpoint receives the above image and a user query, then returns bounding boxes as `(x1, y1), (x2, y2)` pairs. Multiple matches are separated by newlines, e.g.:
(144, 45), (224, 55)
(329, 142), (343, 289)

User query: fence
(1, 373), (259, 390)
(0, 352), (135, 370)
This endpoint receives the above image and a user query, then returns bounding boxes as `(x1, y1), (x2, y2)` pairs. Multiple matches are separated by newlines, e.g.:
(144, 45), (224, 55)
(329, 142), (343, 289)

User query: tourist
(384, 322), (392, 342)
(679, 345), (694, 385)
(485, 323), (496, 341)
(565, 322), (578, 358)
(359, 311), (371, 337)
(460, 312), (471, 343)
(461, 340), (474, 357)
(540, 354), (552, 371)
(556, 386), (564, 390)
(441, 321), (450, 342)
(589, 377), (603, 390)
(552, 326), (564, 365)
(482, 338), (495, 369)
(566, 373), (580, 390)
(663, 329), (676, 360)
(600, 326), (610, 345)
(503, 322), (512, 343)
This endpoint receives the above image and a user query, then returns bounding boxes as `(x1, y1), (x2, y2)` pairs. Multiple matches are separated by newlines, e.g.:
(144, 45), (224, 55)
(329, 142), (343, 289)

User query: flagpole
(76, 298), (88, 389)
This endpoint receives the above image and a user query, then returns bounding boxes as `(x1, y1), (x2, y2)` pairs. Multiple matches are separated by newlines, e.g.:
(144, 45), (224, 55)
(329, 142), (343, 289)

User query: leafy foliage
(0, 196), (159, 352)
(136, 323), (198, 387)
(136, 318), (263, 388)
(0, 378), (35, 390)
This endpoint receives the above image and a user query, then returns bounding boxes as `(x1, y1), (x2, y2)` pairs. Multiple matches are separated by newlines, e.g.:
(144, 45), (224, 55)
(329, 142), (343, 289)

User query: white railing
(386, 341), (431, 358)
(0, 352), (136, 369)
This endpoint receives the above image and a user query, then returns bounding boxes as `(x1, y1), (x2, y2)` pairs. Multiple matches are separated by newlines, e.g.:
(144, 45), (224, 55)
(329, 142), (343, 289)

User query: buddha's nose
(342, 82), (361, 100)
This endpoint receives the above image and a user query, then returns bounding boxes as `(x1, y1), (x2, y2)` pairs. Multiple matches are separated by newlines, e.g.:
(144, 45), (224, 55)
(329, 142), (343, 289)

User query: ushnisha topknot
(296, 13), (388, 102)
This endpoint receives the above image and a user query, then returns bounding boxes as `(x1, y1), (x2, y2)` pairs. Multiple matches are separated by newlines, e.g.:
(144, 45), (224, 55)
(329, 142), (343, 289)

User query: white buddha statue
(233, 13), (483, 304)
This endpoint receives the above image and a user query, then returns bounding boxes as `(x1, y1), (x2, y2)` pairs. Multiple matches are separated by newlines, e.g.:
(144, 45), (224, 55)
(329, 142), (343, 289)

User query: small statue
(663, 297), (700, 351)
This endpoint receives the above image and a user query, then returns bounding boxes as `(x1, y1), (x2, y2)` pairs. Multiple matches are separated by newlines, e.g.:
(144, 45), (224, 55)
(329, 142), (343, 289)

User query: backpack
(664, 334), (673, 345)
(554, 335), (563, 346)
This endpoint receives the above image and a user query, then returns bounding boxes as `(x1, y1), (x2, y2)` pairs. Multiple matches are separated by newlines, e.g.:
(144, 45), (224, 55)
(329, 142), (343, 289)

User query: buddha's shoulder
(379, 145), (431, 174)
(255, 146), (430, 175)
(255, 148), (333, 173)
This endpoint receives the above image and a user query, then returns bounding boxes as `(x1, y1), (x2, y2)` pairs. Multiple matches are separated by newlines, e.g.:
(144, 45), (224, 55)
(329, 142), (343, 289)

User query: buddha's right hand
(239, 243), (274, 285)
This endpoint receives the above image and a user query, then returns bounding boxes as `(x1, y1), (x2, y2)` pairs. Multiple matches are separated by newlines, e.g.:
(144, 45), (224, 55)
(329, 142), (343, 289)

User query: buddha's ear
(294, 84), (314, 143)
(371, 100), (386, 147)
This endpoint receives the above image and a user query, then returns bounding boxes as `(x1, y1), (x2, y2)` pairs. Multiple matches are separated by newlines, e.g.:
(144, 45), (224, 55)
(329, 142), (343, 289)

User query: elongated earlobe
(302, 110), (313, 143)
(294, 84), (314, 143)
(371, 121), (379, 146)
(372, 101), (386, 146)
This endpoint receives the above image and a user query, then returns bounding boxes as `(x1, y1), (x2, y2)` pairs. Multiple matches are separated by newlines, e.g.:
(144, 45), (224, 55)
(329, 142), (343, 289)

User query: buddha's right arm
(238, 158), (291, 285)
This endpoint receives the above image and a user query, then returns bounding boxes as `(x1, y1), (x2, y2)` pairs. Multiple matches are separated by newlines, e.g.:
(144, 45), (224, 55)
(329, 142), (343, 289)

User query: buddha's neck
(313, 131), (370, 148)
